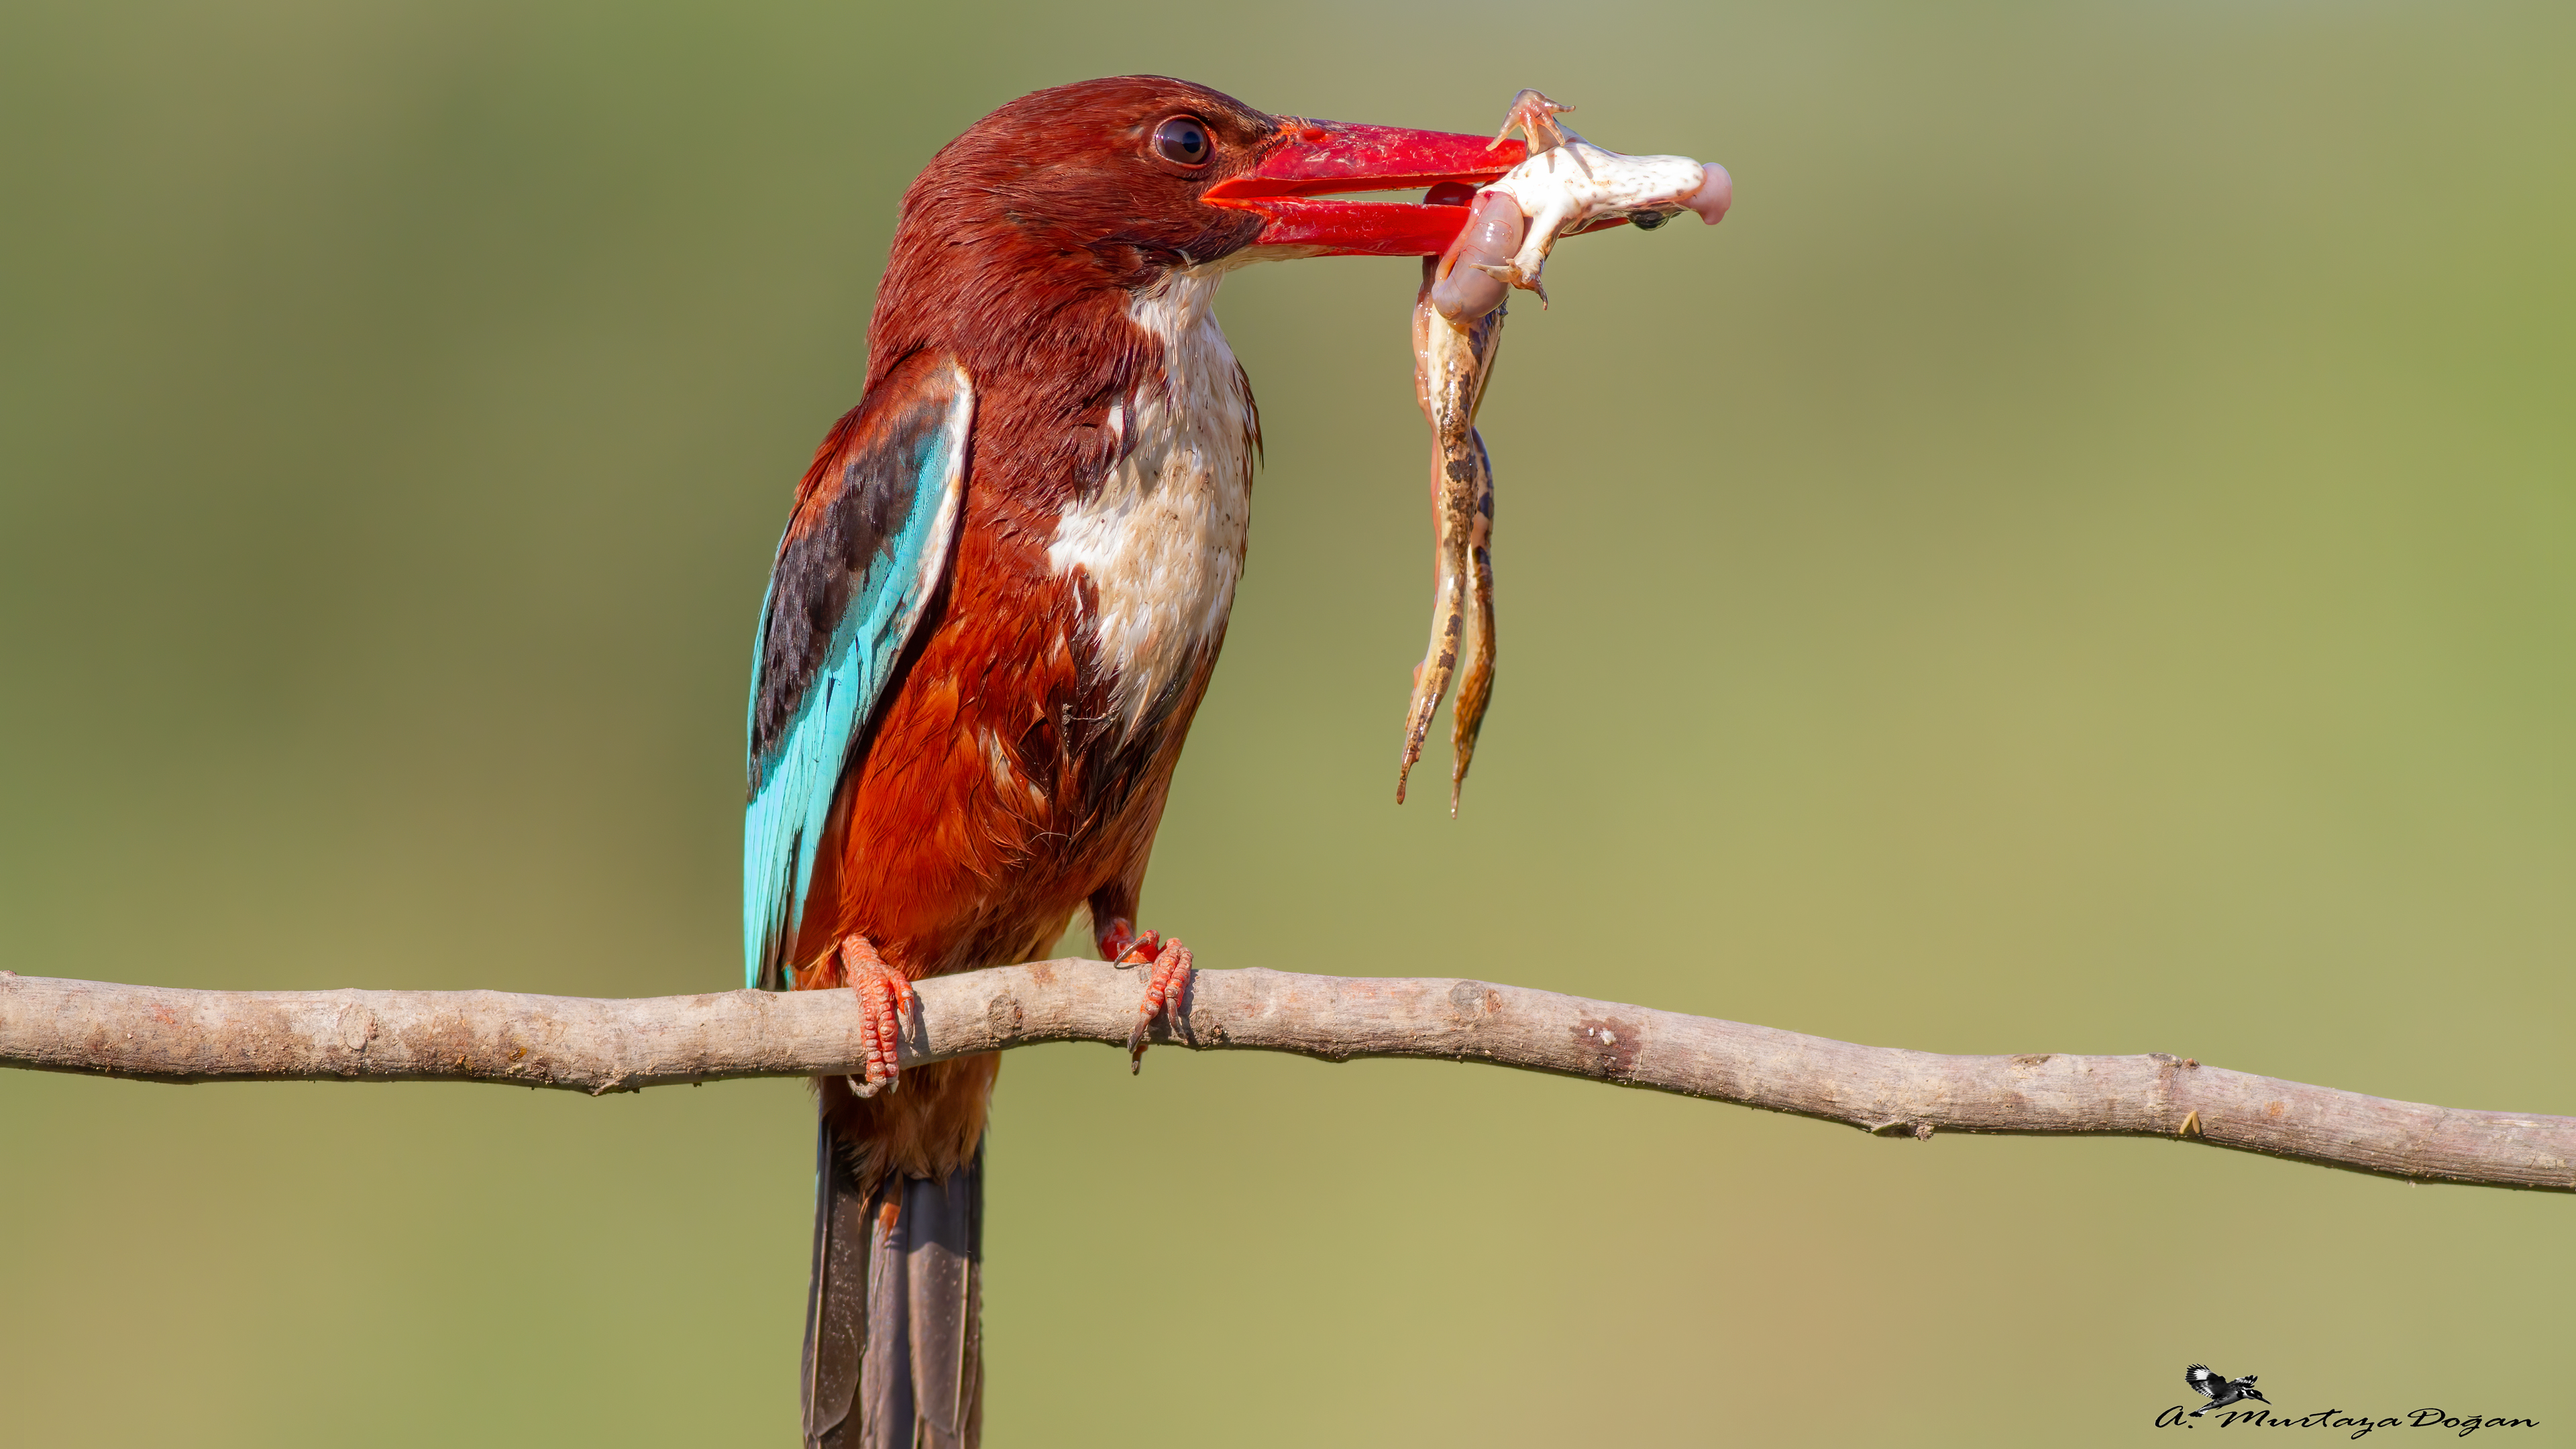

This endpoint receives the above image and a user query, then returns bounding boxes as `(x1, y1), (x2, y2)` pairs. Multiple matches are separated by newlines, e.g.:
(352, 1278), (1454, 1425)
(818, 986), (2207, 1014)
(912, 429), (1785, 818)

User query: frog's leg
(1470, 262), (1544, 307)
(1449, 424), (1497, 814)
(1489, 88), (1577, 157)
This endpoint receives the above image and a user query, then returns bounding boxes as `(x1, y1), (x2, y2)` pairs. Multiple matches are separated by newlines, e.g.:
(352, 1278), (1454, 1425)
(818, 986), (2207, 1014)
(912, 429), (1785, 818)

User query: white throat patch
(1046, 266), (1257, 737)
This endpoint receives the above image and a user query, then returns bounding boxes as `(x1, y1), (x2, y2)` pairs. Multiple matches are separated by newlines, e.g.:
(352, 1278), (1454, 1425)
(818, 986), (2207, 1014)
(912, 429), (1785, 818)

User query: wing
(744, 353), (973, 990)
(2185, 1364), (2219, 1399)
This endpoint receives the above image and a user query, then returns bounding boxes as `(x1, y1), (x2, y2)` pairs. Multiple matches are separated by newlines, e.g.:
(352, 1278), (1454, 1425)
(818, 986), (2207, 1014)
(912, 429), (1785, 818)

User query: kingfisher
(2185, 1364), (2271, 1416)
(741, 76), (1529, 1448)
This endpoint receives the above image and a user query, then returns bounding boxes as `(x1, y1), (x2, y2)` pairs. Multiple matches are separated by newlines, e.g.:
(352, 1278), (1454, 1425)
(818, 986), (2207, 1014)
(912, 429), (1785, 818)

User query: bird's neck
(1045, 264), (1260, 739)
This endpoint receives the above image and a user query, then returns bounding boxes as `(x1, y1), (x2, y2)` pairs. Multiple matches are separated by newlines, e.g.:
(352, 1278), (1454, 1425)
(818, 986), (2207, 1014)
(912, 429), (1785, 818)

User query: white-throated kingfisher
(741, 76), (1524, 1448)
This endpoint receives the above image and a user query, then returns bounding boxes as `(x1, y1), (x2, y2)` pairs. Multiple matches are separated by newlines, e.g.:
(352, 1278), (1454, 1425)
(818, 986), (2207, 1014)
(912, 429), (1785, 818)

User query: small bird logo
(2186, 1363), (2271, 1415)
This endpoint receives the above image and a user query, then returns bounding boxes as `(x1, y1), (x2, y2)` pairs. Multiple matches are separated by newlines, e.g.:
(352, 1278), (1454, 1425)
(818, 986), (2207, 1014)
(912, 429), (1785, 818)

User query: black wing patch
(750, 364), (972, 777)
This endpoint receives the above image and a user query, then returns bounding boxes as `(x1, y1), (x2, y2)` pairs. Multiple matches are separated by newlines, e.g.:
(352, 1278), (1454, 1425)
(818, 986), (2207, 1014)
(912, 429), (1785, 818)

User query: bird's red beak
(1206, 120), (1529, 257)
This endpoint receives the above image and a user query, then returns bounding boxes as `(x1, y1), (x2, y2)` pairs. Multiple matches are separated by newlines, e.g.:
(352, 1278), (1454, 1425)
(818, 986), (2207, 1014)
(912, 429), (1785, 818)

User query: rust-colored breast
(790, 485), (1218, 985)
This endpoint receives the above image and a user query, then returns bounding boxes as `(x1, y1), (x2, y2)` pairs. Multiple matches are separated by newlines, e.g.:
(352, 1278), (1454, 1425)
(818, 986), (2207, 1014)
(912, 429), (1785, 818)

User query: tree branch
(3, 963), (2566, 1191)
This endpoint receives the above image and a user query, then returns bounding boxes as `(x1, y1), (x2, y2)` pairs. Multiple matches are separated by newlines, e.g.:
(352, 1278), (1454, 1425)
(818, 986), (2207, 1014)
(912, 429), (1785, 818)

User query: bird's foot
(837, 934), (914, 1093)
(1100, 921), (1193, 1073)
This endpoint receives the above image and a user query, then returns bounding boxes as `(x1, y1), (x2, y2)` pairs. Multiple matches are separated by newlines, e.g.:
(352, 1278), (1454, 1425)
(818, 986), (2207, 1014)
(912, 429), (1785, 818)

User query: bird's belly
(820, 535), (1232, 976)
(815, 576), (1093, 975)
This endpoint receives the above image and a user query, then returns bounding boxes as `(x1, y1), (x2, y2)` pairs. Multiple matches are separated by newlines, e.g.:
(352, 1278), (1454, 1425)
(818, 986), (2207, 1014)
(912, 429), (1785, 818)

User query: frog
(1431, 89), (1731, 317)
(1396, 89), (1730, 812)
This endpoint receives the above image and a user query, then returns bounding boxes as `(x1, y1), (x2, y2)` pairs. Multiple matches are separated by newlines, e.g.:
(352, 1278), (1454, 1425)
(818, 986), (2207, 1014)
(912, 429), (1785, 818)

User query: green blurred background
(3, 1), (2569, 1443)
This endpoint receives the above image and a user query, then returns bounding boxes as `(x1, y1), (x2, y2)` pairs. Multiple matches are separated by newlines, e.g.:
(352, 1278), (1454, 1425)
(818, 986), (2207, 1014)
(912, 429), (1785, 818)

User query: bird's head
(867, 77), (1524, 362)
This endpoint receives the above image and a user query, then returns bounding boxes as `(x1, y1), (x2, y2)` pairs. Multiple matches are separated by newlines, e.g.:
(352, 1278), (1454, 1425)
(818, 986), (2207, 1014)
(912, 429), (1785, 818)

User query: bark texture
(3, 963), (2566, 1191)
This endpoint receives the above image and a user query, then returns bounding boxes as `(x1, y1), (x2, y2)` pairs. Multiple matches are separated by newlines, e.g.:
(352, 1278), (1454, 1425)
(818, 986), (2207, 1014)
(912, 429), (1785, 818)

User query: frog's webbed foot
(1489, 88), (1580, 161)
(1470, 260), (1548, 309)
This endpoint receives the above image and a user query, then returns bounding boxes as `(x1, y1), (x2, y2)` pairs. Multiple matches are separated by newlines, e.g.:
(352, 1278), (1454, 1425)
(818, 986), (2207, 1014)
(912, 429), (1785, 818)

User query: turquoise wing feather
(743, 356), (973, 990)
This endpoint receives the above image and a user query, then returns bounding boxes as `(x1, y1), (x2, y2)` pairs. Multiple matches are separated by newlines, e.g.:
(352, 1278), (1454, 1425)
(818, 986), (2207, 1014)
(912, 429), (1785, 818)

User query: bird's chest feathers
(1045, 268), (1256, 735)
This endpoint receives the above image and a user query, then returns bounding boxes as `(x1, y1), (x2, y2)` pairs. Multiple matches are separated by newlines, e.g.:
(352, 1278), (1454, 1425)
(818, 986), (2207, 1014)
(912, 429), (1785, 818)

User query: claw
(1098, 916), (1161, 967)
(1489, 87), (1576, 156)
(1468, 260), (1546, 307)
(1126, 937), (1193, 1073)
(838, 934), (915, 1094)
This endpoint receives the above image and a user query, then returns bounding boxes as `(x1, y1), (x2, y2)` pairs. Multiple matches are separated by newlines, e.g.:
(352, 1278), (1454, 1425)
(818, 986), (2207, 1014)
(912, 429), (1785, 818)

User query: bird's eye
(1151, 115), (1213, 168)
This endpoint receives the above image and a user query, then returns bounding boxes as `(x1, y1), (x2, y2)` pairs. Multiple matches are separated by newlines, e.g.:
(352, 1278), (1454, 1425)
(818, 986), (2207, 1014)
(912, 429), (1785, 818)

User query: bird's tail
(802, 1122), (984, 1449)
